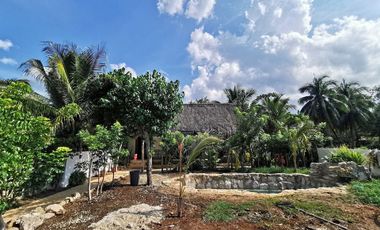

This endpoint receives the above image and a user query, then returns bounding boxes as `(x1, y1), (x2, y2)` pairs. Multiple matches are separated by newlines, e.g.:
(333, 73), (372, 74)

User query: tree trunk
(0, 213), (5, 230)
(240, 145), (246, 170)
(145, 134), (153, 186)
(88, 155), (93, 201)
(100, 167), (106, 194)
(293, 152), (297, 170)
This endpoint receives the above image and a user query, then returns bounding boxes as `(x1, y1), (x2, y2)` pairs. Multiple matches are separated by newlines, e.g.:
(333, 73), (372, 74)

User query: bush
(350, 180), (380, 207)
(69, 170), (87, 187)
(329, 145), (366, 165)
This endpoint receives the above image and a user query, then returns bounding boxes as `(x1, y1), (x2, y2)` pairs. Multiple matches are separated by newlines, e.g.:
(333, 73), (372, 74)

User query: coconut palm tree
(257, 93), (295, 132)
(337, 80), (373, 147)
(224, 85), (256, 111)
(20, 42), (106, 148)
(298, 75), (346, 139)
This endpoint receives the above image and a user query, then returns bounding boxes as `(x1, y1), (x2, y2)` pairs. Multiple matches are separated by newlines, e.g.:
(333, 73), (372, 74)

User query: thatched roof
(175, 103), (237, 137)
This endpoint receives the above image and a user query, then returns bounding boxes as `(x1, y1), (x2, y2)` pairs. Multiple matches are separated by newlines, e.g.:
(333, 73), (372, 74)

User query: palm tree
(257, 93), (295, 132)
(224, 85), (256, 111)
(337, 80), (373, 147)
(298, 76), (346, 139)
(20, 42), (106, 148)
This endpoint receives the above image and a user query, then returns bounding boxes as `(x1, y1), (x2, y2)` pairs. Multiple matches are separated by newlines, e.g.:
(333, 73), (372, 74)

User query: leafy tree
(224, 85), (255, 111)
(26, 147), (71, 195)
(0, 83), (52, 208)
(100, 69), (183, 185)
(78, 121), (127, 200)
(299, 76), (346, 139)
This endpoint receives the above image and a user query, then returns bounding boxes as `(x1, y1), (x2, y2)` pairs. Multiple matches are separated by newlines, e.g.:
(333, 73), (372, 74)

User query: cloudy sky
(1, 0), (380, 103)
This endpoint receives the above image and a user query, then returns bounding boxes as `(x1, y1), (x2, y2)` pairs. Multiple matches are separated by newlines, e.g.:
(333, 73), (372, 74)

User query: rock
(16, 213), (45, 230)
(65, 196), (75, 203)
(31, 207), (45, 215)
(72, 192), (81, 200)
(59, 200), (68, 206)
(169, 224), (175, 228)
(88, 204), (163, 230)
(45, 204), (65, 215)
(259, 183), (268, 190)
(43, 213), (56, 219)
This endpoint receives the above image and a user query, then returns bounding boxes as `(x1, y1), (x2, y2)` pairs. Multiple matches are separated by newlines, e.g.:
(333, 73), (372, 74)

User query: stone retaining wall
(186, 162), (370, 191)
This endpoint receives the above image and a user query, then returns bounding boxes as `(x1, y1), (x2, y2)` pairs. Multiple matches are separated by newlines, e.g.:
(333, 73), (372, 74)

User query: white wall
(59, 151), (113, 188)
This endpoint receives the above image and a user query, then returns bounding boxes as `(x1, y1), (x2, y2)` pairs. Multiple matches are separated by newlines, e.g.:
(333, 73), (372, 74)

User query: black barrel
(130, 169), (140, 186)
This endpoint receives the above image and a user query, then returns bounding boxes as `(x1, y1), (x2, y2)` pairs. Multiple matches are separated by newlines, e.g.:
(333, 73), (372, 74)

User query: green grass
(350, 179), (380, 207)
(249, 167), (310, 174)
(273, 198), (353, 222)
(203, 201), (253, 222)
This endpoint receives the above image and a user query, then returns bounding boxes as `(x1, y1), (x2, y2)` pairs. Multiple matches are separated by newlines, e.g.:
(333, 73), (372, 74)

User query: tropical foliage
(0, 83), (52, 209)
(328, 145), (366, 165)
(99, 69), (183, 185)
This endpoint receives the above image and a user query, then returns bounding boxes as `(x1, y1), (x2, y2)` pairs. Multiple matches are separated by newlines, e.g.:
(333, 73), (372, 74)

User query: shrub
(69, 170), (87, 187)
(329, 145), (366, 165)
(350, 180), (380, 207)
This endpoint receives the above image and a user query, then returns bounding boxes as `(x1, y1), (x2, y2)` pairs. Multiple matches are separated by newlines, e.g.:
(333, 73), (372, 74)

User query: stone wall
(186, 162), (370, 191)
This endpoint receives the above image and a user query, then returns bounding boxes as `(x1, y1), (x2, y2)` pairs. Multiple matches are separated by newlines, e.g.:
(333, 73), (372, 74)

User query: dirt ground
(34, 172), (380, 230)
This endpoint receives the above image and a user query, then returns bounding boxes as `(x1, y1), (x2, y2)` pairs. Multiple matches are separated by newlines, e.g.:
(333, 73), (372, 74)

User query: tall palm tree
(20, 42), (106, 148)
(257, 93), (295, 132)
(224, 85), (256, 111)
(336, 80), (373, 147)
(298, 76), (346, 139)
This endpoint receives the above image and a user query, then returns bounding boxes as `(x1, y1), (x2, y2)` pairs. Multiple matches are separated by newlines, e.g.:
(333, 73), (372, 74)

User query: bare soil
(37, 174), (380, 230)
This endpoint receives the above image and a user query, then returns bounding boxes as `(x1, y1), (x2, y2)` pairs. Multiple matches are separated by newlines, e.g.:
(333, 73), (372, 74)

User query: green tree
(20, 42), (106, 148)
(336, 80), (373, 147)
(224, 85), (256, 111)
(299, 76), (346, 139)
(228, 106), (268, 169)
(0, 83), (52, 209)
(79, 121), (126, 200)
(100, 69), (183, 185)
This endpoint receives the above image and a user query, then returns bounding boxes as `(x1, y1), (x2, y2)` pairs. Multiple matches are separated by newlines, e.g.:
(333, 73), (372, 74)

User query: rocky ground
(6, 172), (380, 230)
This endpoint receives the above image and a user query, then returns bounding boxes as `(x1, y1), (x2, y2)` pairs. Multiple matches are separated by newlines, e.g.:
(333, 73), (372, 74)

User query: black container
(130, 169), (140, 186)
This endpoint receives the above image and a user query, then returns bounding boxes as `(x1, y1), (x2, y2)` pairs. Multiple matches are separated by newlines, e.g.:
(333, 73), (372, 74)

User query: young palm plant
(176, 136), (221, 217)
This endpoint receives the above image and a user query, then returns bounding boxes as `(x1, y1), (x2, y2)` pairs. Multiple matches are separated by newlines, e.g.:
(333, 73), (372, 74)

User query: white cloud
(157, 0), (185, 15)
(156, 0), (216, 22)
(185, 0), (216, 22)
(110, 63), (137, 77)
(183, 0), (380, 105)
(0, 57), (17, 65)
(0, 39), (13, 50)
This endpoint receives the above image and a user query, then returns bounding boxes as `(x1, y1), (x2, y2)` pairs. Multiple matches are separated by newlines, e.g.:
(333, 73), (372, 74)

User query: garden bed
(35, 175), (380, 230)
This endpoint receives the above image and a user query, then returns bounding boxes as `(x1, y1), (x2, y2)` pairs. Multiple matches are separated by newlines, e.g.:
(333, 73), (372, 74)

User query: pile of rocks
(310, 161), (370, 185)
(9, 192), (81, 230)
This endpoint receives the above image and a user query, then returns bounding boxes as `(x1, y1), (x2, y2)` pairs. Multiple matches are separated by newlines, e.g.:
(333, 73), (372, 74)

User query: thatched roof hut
(175, 103), (237, 137)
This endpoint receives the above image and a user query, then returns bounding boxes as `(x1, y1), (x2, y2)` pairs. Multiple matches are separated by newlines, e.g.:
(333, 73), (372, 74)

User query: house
(127, 103), (237, 169)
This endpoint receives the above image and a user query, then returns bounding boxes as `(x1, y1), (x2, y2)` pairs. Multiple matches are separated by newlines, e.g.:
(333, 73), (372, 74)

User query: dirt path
(3, 170), (128, 224)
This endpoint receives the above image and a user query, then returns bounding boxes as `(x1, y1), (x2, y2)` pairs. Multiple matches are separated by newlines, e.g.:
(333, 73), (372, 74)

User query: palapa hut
(175, 103), (237, 137)
(127, 103), (237, 168)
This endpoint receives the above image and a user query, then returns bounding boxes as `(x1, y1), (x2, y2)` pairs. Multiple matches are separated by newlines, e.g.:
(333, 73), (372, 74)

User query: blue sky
(1, 0), (380, 102)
